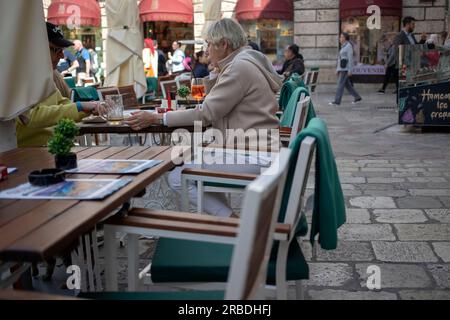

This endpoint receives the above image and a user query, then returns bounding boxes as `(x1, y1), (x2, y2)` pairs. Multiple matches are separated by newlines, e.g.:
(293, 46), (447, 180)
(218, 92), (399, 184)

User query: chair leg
(295, 280), (305, 300)
(127, 234), (140, 292)
(77, 237), (88, 292)
(104, 225), (118, 291)
(197, 181), (204, 214)
(181, 175), (189, 211)
(84, 233), (95, 291)
(91, 227), (103, 291)
(275, 241), (289, 300)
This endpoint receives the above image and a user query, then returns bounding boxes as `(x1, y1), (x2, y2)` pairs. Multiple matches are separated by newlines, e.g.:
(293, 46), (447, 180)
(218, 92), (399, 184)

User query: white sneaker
(328, 101), (340, 106)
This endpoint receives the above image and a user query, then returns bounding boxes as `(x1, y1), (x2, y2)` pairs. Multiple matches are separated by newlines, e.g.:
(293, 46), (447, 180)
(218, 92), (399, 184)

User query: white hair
(206, 18), (247, 51)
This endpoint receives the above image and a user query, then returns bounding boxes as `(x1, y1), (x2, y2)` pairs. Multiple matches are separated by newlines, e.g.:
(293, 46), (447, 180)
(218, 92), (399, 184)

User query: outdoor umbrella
(0, 0), (56, 151)
(104, 0), (147, 98)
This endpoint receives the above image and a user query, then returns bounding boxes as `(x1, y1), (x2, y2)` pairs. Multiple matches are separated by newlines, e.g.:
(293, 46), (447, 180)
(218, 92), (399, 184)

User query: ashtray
(28, 169), (66, 186)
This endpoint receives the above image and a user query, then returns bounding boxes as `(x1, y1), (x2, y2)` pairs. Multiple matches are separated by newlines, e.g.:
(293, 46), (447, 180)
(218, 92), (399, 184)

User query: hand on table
(124, 111), (163, 131)
(81, 101), (108, 117)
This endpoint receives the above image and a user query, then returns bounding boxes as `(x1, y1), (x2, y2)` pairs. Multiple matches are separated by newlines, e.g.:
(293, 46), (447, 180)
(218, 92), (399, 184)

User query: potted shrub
(176, 85), (191, 107)
(48, 118), (79, 170)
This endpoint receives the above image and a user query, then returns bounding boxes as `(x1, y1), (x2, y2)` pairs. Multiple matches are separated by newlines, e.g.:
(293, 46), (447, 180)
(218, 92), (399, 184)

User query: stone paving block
(421, 172), (445, 177)
(425, 209), (450, 223)
(353, 172), (393, 178)
(340, 177), (366, 184)
(343, 190), (363, 196)
(346, 209), (371, 223)
(432, 243), (450, 262)
(399, 290), (450, 300)
(372, 241), (438, 262)
(359, 184), (395, 190)
(367, 178), (405, 184)
(396, 196), (443, 209)
(338, 166), (360, 172)
(391, 172), (420, 178)
(366, 164), (401, 168)
(308, 289), (397, 300)
(361, 168), (395, 172)
(426, 168), (450, 172)
(358, 160), (390, 164)
(305, 263), (353, 287)
(373, 209), (428, 223)
(316, 241), (374, 261)
(338, 224), (396, 241)
(363, 190), (408, 197)
(408, 177), (447, 183)
(427, 264), (450, 288)
(389, 160), (423, 164)
(349, 197), (396, 209)
(341, 184), (356, 190)
(409, 189), (450, 196)
(395, 224), (450, 241)
(355, 263), (432, 289)
(439, 197), (450, 207)
(396, 168), (427, 172)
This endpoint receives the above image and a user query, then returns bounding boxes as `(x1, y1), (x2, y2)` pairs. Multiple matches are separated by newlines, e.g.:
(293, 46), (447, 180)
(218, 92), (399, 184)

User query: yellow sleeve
(19, 90), (85, 129)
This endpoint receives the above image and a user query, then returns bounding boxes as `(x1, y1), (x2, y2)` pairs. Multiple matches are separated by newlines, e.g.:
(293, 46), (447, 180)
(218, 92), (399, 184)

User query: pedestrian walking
(378, 41), (398, 94)
(329, 32), (362, 106)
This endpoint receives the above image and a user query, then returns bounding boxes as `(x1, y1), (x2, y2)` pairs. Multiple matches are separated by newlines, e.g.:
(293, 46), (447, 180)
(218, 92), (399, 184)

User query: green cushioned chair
(71, 86), (99, 102)
(64, 77), (76, 89)
(153, 135), (317, 300)
(103, 149), (293, 300)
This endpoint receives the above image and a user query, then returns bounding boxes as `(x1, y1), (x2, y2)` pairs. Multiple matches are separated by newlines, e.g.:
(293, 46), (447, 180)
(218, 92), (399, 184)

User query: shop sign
(399, 81), (450, 126)
(352, 65), (386, 75)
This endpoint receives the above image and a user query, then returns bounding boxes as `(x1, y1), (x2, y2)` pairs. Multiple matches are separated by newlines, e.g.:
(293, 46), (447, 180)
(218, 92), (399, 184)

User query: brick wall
(403, 0), (447, 41)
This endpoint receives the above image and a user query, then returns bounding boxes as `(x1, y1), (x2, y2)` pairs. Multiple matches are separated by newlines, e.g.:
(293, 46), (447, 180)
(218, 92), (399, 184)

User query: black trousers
(382, 65), (399, 91)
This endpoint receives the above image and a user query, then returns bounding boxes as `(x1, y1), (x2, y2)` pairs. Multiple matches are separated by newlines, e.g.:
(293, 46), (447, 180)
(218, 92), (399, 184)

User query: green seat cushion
(81, 290), (224, 300)
(72, 86), (99, 102)
(151, 237), (309, 285)
(64, 77), (76, 89)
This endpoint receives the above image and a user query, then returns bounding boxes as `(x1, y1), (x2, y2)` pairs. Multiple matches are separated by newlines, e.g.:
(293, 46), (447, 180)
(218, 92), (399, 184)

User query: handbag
(340, 58), (348, 69)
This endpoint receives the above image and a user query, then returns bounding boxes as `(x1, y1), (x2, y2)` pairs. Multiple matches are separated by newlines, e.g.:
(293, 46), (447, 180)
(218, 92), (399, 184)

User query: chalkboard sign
(399, 81), (450, 126)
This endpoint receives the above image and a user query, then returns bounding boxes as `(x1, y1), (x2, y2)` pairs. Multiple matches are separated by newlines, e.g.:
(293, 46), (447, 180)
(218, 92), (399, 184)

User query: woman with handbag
(329, 32), (362, 106)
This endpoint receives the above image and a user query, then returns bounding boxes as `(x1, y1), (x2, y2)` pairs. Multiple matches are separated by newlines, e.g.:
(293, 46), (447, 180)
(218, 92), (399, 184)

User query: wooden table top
(77, 123), (200, 135)
(0, 146), (181, 262)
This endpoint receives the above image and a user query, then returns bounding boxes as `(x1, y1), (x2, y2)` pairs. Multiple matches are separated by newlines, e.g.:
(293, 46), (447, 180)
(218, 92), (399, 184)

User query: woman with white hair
(125, 18), (283, 217)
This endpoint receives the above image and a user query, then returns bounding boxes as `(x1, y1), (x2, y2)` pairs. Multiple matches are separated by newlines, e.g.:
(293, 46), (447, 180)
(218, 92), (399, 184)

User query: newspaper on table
(67, 159), (163, 174)
(0, 179), (132, 200)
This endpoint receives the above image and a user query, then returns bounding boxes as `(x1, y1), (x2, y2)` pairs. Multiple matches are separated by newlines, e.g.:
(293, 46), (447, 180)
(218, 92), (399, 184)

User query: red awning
(340, 0), (402, 19)
(47, 0), (101, 27)
(235, 0), (293, 21)
(139, 0), (193, 24)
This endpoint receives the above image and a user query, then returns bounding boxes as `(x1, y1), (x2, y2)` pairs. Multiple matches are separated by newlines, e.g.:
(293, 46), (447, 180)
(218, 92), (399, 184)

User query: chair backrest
(289, 96), (311, 147)
(160, 80), (178, 99)
(283, 136), (316, 235)
(97, 87), (120, 101)
(71, 86), (100, 102)
(226, 148), (291, 300)
(280, 90), (306, 128)
(118, 85), (139, 109)
(309, 68), (320, 92)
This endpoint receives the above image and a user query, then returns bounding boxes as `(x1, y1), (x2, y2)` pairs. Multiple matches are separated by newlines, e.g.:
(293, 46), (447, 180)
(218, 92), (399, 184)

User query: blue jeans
(334, 71), (361, 104)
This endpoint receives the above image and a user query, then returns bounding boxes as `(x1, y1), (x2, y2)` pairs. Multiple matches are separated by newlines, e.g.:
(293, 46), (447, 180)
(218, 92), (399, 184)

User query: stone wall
(403, 0), (448, 41)
(294, 0), (340, 83)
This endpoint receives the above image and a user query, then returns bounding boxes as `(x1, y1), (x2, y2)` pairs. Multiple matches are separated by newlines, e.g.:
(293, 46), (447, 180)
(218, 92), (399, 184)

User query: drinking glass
(191, 78), (206, 107)
(105, 94), (124, 123)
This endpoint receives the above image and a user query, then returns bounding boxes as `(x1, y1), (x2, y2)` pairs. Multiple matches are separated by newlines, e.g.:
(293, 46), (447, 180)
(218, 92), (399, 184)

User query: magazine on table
(67, 159), (163, 174)
(0, 178), (132, 200)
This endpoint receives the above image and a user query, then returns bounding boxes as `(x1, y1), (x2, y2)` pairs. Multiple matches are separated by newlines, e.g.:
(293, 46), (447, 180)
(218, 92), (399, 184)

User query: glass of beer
(105, 94), (124, 124)
(191, 78), (205, 107)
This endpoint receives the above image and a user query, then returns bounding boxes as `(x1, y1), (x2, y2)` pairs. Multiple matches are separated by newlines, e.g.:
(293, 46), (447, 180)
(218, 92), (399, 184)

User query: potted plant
(176, 85), (191, 107)
(48, 118), (79, 170)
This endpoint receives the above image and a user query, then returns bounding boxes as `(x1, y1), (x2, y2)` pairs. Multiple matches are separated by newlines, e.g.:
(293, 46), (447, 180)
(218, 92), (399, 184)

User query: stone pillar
(222, 0), (238, 19)
(403, 0), (447, 42)
(294, 0), (340, 83)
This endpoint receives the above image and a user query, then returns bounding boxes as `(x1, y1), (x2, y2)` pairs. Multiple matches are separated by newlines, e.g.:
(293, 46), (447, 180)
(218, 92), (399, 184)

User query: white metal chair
(103, 149), (291, 300)
(181, 96), (311, 214)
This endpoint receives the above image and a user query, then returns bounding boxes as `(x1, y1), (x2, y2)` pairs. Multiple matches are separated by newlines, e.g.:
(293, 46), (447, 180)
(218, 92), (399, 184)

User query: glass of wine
(191, 78), (206, 108)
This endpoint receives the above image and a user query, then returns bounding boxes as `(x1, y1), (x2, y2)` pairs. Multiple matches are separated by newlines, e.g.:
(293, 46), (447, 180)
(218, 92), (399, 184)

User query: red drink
(191, 85), (205, 101)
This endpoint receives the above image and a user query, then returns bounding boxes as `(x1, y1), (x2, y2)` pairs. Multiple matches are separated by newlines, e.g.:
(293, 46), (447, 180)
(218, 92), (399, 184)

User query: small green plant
(48, 119), (79, 156)
(177, 85), (191, 102)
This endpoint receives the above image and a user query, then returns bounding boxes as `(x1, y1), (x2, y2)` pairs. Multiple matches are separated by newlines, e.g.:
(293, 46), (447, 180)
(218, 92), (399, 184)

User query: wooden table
(77, 123), (198, 135)
(0, 146), (181, 262)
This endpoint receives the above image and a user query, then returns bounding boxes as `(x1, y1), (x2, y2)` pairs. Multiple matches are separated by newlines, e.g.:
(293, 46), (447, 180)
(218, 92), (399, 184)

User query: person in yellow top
(16, 22), (106, 147)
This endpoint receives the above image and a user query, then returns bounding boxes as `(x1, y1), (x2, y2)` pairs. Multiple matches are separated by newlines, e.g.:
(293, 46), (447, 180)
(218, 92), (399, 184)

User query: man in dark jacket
(278, 44), (305, 82)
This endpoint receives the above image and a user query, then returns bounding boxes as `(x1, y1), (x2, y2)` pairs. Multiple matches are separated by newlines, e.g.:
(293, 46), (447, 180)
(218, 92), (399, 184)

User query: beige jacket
(166, 46), (283, 145)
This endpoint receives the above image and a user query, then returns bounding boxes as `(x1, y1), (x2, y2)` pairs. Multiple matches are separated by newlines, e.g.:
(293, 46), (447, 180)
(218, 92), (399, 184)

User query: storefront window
(341, 16), (400, 77)
(241, 19), (293, 63)
(143, 21), (194, 57)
